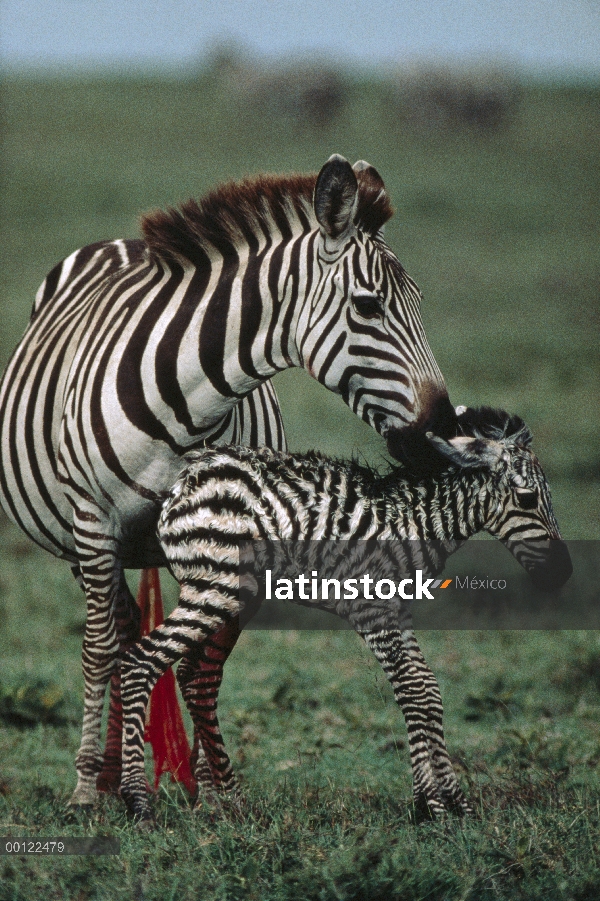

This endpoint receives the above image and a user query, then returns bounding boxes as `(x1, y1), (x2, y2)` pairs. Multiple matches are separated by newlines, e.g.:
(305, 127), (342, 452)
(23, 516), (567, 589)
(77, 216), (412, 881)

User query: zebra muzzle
(526, 539), (573, 592)
(385, 393), (458, 473)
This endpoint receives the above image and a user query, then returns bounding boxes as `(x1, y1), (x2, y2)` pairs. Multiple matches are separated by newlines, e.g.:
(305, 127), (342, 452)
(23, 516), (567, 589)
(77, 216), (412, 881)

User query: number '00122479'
(3, 841), (65, 853)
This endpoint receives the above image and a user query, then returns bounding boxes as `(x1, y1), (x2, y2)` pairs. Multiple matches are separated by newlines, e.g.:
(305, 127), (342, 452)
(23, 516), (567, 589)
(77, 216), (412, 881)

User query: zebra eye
(515, 488), (538, 509)
(352, 292), (382, 320)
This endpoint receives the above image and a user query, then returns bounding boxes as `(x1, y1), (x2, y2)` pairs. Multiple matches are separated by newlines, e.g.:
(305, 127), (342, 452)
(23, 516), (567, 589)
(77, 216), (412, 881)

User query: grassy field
(0, 69), (599, 899)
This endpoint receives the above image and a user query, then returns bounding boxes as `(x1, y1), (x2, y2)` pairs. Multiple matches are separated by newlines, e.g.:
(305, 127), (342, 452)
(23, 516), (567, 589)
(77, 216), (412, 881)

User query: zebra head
(426, 407), (573, 590)
(299, 154), (455, 460)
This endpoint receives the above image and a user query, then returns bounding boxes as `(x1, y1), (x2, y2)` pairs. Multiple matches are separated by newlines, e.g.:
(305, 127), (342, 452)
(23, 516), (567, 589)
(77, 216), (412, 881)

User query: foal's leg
(399, 632), (472, 815)
(92, 569), (239, 801)
(176, 618), (241, 803)
(121, 596), (237, 824)
(361, 628), (470, 818)
(96, 568), (237, 798)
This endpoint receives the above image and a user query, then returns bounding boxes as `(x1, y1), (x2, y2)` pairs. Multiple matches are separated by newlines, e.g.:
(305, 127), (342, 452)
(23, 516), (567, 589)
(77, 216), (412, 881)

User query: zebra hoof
(192, 790), (244, 821)
(458, 798), (476, 818)
(443, 793), (474, 818)
(121, 785), (154, 826)
(192, 791), (225, 820)
(134, 814), (156, 833)
(64, 803), (95, 824)
(412, 792), (447, 824)
(68, 785), (100, 808)
(436, 781), (474, 818)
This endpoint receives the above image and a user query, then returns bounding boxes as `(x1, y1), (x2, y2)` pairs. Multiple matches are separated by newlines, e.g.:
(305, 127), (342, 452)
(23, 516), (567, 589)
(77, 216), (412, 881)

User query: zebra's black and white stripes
(0, 154), (454, 805)
(2, 237), (286, 563)
(0, 235), (286, 800)
(119, 406), (571, 822)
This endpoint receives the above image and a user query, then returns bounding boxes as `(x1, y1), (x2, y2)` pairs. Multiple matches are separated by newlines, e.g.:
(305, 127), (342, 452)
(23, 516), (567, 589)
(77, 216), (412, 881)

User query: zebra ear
(352, 159), (392, 238)
(353, 160), (386, 194)
(426, 433), (505, 470)
(314, 154), (358, 242)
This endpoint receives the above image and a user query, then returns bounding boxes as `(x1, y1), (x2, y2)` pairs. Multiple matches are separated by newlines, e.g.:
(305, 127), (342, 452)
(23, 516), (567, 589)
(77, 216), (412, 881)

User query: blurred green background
(2, 65), (598, 537)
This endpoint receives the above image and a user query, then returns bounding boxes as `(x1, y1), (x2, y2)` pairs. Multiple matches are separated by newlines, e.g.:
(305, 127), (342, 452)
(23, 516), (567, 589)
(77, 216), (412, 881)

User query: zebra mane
(456, 406), (533, 447)
(141, 172), (394, 266)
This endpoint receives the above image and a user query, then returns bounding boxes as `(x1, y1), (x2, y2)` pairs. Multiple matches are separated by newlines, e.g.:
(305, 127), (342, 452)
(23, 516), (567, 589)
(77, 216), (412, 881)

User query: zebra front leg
(400, 634), (472, 816)
(361, 629), (457, 819)
(121, 599), (236, 825)
(176, 618), (241, 808)
(70, 546), (122, 807)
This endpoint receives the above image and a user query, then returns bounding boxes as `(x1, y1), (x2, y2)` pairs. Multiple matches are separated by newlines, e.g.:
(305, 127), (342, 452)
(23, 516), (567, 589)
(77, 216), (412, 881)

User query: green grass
(2, 540), (600, 900)
(1, 71), (599, 899)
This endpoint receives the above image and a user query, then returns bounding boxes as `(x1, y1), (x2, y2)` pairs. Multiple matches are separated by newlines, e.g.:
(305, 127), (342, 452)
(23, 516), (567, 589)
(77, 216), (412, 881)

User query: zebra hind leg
(176, 619), (242, 812)
(403, 639), (473, 816)
(120, 601), (236, 826)
(96, 572), (142, 794)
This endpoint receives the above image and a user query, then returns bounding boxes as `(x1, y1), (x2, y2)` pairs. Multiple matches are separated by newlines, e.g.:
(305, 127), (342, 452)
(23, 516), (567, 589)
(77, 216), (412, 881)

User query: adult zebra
(0, 154), (455, 806)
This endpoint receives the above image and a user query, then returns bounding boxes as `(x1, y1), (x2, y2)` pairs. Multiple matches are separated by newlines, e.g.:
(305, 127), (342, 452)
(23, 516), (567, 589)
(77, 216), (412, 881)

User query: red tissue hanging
(137, 568), (196, 794)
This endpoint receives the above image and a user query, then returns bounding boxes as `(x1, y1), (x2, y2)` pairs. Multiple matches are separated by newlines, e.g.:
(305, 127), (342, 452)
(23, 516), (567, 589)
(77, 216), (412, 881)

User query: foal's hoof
(64, 804), (95, 825)
(193, 790), (244, 821)
(412, 793), (447, 824)
(192, 792), (225, 822)
(121, 786), (155, 828)
(134, 814), (156, 833)
(442, 793), (474, 818)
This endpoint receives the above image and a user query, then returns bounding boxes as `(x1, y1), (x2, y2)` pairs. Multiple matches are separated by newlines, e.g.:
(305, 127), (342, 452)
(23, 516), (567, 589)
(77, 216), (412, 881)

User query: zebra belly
(0, 348), (77, 560)
(120, 531), (167, 570)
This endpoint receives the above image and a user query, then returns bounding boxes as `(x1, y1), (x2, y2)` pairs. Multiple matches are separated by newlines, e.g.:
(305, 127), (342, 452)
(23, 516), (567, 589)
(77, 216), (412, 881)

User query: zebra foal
(120, 406), (572, 824)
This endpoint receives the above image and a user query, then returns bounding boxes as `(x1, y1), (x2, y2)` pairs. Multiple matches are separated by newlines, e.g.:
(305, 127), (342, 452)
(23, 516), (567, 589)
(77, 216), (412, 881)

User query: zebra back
(158, 406), (571, 606)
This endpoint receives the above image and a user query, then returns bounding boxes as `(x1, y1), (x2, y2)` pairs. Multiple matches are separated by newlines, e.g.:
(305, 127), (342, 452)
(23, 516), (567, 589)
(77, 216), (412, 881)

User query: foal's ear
(314, 154), (358, 245)
(426, 433), (506, 470)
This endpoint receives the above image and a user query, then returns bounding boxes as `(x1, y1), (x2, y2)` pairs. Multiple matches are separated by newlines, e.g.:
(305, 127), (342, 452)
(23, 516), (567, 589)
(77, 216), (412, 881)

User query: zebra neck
(387, 469), (489, 541)
(163, 229), (313, 428)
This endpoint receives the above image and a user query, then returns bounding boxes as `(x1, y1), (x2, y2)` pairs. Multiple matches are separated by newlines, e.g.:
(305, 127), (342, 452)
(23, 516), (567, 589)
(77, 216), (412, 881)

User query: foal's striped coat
(119, 407), (571, 823)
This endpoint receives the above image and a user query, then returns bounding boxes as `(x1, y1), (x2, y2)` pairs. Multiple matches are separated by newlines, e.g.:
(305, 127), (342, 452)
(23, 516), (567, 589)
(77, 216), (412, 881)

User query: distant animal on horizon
(118, 406), (572, 825)
(0, 154), (456, 807)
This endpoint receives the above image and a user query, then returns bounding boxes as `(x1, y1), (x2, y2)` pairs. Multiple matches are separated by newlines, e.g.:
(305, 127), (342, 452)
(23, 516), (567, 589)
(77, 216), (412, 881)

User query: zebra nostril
(424, 393), (458, 441)
(385, 393), (458, 473)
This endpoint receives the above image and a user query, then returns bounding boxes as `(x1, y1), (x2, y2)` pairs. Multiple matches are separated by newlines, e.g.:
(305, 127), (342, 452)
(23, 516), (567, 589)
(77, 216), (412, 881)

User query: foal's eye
(352, 293), (382, 320)
(515, 488), (538, 509)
